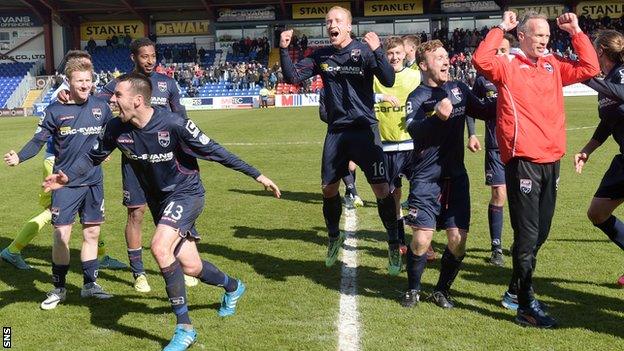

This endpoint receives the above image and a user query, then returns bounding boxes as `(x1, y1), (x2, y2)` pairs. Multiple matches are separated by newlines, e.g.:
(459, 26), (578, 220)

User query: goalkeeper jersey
(374, 67), (421, 151)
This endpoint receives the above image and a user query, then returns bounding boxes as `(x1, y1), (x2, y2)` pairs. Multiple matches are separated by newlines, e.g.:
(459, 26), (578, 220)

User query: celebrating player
(44, 73), (280, 351)
(373, 36), (421, 253)
(400, 40), (493, 309)
(57, 38), (193, 292)
(279, 6), (402, 274)
(465, 33), (517, 267)
(574, 29), (624, 287)
(473, 11), (599, 327)
(6, 58), (114, 309)
(1, 51), (125, 271)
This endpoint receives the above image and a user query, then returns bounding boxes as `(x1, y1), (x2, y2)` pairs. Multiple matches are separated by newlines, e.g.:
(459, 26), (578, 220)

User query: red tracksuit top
(472, 28), (600, 164)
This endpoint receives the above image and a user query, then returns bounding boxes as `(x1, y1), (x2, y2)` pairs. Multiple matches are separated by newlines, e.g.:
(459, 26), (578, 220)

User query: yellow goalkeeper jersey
(373, 67), (421, 150)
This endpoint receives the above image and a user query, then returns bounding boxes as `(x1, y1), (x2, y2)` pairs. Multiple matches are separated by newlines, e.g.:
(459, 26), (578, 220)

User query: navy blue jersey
(99, 72), (187, 117)
(68, 107), (261, 205)
(470, 75), (498, 149)
(18, 97), (113, 186)
(280, 40), (394, 131)
(586, 64), (624, 153)
(406, 81), (493, 182)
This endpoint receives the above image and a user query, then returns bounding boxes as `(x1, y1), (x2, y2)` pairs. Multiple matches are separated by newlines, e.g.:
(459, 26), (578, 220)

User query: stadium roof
(2, 1), (532, 24)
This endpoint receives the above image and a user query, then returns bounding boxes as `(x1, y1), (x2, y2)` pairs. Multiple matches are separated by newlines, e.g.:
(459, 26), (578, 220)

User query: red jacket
(472, 28), (599, 164)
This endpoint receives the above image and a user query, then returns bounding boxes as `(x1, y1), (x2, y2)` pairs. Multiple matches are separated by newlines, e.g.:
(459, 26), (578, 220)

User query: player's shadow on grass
(232, 226), (326, 246)
(229, 189), (322, 204)
(196, 241), (406, 300)
(459, 260), (624, 339)
(0, 239), (209, 345)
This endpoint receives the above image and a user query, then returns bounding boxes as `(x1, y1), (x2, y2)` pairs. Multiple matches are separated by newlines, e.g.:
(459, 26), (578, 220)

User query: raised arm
(363, 32), (395, 87)
(279, 29), (316, 84)
(556, 13), (600, 86)
(472, 11), (516, 84)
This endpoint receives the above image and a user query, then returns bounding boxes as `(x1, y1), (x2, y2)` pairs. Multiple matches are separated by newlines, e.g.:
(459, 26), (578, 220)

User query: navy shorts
(405, 173), (470, 231)
(122, 154), (147, 207)
(485, 148), (505, 186)
(595, 155), (624, 199)
(51, 184), (105, 226)
(385, 150), (413, 190)
(149, 194), (204, 240)
(322, 125), (387, 185)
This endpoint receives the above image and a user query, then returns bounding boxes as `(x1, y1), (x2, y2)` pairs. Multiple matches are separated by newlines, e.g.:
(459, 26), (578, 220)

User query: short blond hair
(385, 36), (405, 50)
(326, 6), (352, 23)
(64, 59), (93, 80)
(416, 40), (444, 64)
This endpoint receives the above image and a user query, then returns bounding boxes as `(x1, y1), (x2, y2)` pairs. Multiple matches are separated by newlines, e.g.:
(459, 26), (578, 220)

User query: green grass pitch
(0, 96), (622, 350)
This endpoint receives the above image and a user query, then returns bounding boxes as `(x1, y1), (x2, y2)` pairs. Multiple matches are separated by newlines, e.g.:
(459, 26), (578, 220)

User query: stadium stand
(0, 62), (35, 108)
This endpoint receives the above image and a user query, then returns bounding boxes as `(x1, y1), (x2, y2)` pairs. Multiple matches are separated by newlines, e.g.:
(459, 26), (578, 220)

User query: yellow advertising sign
(364, 0), (423, 16)
(155, 20), (210, 36)
(508, 5), (567, 19)
(81, 21), (144, 40)
(292, 2), (351, 19)
(576, 1), (624, 19)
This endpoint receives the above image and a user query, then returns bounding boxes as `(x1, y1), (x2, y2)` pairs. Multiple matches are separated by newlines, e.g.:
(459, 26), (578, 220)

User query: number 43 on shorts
(164, 201), (184, 221)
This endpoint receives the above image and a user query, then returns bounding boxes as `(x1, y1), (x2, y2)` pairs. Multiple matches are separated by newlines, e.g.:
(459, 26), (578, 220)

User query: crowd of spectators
(77, 14), (624, 95)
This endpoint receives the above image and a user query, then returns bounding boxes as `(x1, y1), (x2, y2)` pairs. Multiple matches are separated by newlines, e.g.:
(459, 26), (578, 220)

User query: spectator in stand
(301, 34), (308, 53)
(124, 34), (132, 47)
(87, 38), (96, 54)
(111, 35), (119, 48)
(163, 47), (172, 64)
(105, 37), (112, 52)
(259, 86), (269, 108)
(198, 47), (206, 62)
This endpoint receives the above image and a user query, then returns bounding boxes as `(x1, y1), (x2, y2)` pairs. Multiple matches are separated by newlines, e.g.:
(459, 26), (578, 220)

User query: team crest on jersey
(520, 179), (532, 194)
(158, 81), (167, 93)
(92, 108), (102, 120)
(158, 131), (170, 147)
(451, 87), (462, 101)
(350, 49), (361, 62)
(543, 62), (553, 73)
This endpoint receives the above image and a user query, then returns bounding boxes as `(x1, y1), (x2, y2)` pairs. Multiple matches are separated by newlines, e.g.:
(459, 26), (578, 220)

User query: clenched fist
(280, 29), (294, 49)
(434, 98), (453, 121)
(363, 32), (381, 51)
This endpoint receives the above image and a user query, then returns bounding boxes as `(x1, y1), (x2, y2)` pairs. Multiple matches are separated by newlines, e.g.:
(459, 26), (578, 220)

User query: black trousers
(505, 158), (559, 309)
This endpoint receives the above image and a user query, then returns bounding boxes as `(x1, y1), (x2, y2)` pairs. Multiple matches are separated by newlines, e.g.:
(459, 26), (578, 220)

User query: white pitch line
(338, 208), (360, 351)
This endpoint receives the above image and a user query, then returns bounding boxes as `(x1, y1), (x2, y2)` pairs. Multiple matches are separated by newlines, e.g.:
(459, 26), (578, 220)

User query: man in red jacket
(473, 11), (599, 328)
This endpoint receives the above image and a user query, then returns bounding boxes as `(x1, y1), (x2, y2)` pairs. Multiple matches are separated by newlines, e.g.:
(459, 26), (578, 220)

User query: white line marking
(338, 208), (360, 351)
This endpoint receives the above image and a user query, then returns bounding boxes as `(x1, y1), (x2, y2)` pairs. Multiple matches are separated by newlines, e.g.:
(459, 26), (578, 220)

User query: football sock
(595, 215), (624, 251)
(488, 204), (503, 251)
(97, 240), (106, 260)
(376, 194), (399, 243)
(435, 247), (464, 293)
(128, 248), (145, 278)
(397, 218), (406, 246)
(52, 263), (70, 289)
(323, 194), (342, 237)
(406, 246), (427, 291)
(199, 260), (238, 292)
(82, 259), (99, 285)
(343, 170), (358, 197)
(161, 260), (191, 325)
(8, 209), (51, 254)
